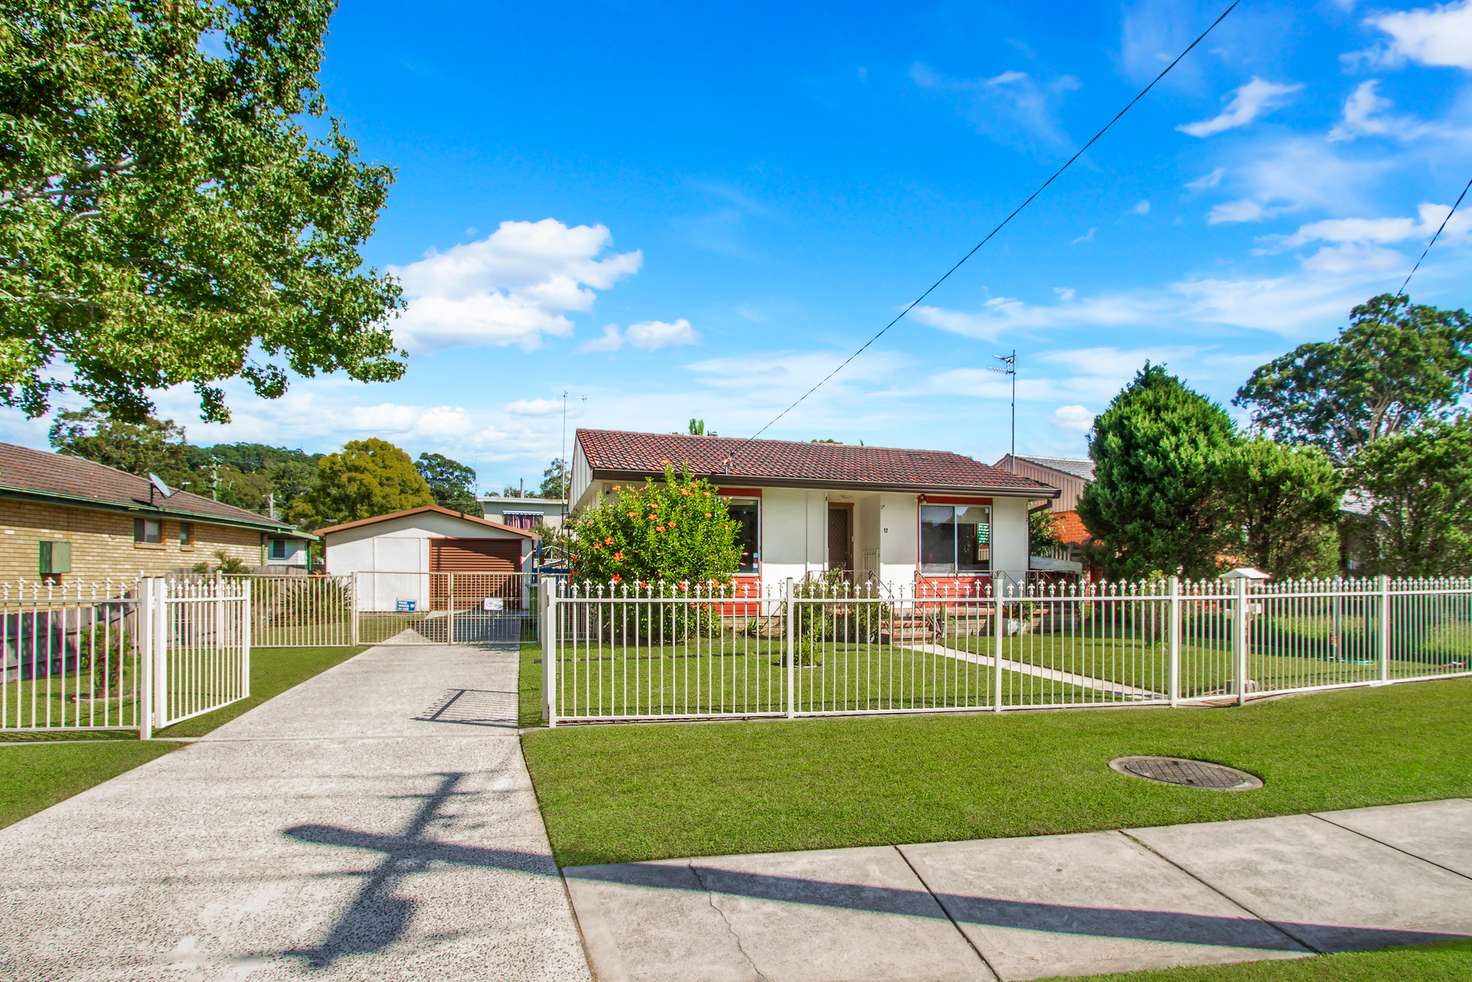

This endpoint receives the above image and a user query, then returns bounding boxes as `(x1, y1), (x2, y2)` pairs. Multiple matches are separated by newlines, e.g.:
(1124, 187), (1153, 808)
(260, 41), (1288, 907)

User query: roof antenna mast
(991, 350), (1017, 473)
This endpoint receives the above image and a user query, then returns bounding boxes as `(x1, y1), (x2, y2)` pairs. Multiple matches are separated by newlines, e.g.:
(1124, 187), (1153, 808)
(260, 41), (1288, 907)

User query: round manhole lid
(1109, 756), (1262, 791)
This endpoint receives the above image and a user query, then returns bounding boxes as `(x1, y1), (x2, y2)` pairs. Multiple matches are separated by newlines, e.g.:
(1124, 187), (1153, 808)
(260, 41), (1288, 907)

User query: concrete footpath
(566, 798), (1472, 981)
(0, 644), (590, 981)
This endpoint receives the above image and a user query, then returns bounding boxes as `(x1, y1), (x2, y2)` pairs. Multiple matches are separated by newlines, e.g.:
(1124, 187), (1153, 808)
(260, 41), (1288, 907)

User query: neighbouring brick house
(1, 442), (308, 582)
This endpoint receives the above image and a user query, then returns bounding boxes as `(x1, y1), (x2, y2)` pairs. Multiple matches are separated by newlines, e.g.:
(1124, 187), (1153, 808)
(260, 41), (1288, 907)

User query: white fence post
(350, 571), (361, 646)
(139, 578), (155, 740)
(1233, 575), (1248, 706)
(993, 582), (1004, 712)
(153, 577), (170, 729)
(544, 581), (557, 727)
(241, 578), (252, 698)
(447, 572), (456, 645)
(1379, 574), (1391, 683)
(1168, 576), (1181, 707)
(785, 578), (796, 719)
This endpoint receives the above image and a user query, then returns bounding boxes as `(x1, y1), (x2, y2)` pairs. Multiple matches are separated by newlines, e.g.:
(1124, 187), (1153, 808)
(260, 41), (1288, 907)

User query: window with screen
(727, 499), (760, 573)
(269, 538), (289, 560)
(134, 517), (161, 545)
(503, 512), (538, 530)
(178, 521), (196, 547)
(920, 504), (991, 573)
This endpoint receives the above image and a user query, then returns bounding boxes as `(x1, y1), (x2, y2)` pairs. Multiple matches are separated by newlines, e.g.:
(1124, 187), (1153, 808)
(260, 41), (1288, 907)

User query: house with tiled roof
(569, 429), (1059, 591)
(0, 442), (309, 582)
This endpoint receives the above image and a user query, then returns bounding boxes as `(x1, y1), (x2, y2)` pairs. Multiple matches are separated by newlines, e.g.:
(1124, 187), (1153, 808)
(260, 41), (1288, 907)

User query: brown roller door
(430, 537), (524, 609)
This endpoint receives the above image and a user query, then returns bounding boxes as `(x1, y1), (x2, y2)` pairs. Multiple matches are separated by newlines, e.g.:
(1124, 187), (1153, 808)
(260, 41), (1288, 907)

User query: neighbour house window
(178, 521), (196, 547)
(503, 511), (539, 530)
(727, 499), (760, 574)
(920, 504), (991, 574)
(133, 517), (162, 545)
(269, 538), (290, 560)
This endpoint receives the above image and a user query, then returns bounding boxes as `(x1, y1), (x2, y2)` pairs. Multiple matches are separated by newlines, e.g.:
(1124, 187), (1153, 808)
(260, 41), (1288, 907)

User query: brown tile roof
(314, 504), (538, 539)
(0, 442), (299, 533)
(576, 429), (1058, 496)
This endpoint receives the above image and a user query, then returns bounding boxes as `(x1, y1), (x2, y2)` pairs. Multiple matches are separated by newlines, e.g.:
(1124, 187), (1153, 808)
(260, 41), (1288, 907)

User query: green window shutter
(38, 541), (71, 575)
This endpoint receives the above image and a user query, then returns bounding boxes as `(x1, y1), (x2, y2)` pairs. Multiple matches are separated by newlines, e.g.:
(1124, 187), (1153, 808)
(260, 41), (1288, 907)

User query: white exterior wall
(757, 488), (827, 585)
(876, 493), (920, 589)
(569, 442), (595, 513)
(263, 538), (309, 568)
(323, 512), (532, 612)
(989, 496), (1030, 586)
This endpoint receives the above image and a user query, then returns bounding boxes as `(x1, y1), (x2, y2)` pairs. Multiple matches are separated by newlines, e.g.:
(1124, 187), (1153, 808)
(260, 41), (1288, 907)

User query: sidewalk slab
(566, 845), (994, 981)
(1314, 798), (1472, 878)
(1129, 813), (1472, 953)
(0, 644), (589, 982)
(901, 831), (1307, 981)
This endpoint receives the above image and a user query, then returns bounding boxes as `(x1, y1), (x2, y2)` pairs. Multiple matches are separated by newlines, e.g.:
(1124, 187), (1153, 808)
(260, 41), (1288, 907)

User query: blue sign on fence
(395, 599), (416, 612)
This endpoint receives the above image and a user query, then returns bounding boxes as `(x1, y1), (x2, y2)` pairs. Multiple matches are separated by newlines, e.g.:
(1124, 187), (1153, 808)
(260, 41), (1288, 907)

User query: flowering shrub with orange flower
(566, 464), (742, 590)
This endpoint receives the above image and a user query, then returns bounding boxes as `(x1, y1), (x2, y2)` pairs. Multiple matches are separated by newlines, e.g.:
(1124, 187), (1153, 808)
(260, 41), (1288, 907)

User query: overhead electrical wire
(719, 0), (1242, 469)
(1396, 175), (1470, 299)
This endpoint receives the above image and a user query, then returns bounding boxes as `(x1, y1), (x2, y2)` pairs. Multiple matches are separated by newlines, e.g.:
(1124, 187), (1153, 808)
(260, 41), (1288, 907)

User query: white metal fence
(1, 577), (251, 737)
(543, 575), (1472, 725)
(352, 571), (549, 646)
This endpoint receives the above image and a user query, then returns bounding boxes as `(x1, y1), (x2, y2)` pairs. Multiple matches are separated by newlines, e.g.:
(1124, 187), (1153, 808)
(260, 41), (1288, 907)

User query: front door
(827, 505), (853, 578)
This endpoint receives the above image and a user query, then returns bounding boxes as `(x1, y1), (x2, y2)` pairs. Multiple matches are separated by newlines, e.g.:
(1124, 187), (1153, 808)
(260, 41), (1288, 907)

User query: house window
(503, 511), (539, 530)
(178, 521), (196, 547)
(269, 538), (290, 560)
(727, 499), (760, 573)
(920, 504), (991, 574)
(133, 517), (162, 545)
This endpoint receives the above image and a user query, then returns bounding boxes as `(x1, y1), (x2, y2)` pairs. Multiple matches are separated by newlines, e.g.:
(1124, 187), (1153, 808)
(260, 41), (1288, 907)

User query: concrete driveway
(0, 644), (590, 981)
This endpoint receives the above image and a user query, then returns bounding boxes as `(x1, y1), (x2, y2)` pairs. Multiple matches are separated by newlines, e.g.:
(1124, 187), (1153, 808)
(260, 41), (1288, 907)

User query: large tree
(1234, 295), (1472, 465)
(1, 0), (404, 423)
(415, 451), (483, 516)
(540, 457), (568, 500)
(1078, 364), (1238, 580)
(48, 404), (191, 488)
(1349, 418), (1472, 576)
(1219, 439), (1341, 578)
(293, 438), (433, 528)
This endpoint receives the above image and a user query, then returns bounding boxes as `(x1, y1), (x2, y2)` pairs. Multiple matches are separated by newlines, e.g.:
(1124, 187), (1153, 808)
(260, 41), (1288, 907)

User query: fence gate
(353, 571), (541, 646)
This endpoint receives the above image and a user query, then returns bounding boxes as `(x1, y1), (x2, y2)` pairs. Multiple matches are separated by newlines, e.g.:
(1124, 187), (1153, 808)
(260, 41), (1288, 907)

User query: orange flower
(705, 511), (712, 518)
(627, 511), (637, 518)
(604, 536), (614, 545)
(592, 542), (602, 550)
(681, 488), (691, 496)
(655, 525), (665, 533)
(611, 574), (622, 583)
(613, 551), (624, 560)
(666, 519), (675, 528)
(612, 484), (621, 491)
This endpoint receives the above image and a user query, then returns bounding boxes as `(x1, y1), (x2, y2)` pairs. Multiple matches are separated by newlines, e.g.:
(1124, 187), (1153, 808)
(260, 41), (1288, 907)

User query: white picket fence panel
(543, 575), (1472, 725)
(0, 577), (251, 737)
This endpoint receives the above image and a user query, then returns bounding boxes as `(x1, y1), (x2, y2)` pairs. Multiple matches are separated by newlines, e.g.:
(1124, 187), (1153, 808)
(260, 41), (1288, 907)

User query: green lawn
(1061, 940), (1472, 981)
(521, 677), (1472, 868)
(0, 645), (366, 828)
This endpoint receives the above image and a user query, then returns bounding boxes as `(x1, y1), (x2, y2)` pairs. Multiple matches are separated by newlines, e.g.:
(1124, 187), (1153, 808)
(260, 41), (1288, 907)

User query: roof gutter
(589, 468), (1060, 498)
(0, 486), (314, 539)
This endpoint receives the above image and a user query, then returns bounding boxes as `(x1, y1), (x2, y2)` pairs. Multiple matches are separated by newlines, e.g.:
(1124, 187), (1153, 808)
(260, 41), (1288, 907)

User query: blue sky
(5, 0), (1471, 492)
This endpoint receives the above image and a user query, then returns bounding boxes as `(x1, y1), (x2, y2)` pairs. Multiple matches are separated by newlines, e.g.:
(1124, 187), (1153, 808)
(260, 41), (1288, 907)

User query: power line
(720, 0), (1241, 469)
(1396, 175), (1471, 299)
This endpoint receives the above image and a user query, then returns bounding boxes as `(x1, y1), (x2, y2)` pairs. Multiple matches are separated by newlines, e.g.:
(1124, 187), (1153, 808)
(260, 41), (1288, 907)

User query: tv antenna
(991, 350), (1017, 472)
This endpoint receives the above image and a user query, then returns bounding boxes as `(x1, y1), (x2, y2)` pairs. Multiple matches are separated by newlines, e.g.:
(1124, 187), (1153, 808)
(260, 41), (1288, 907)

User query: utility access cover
(1109, 756), (1262, 791)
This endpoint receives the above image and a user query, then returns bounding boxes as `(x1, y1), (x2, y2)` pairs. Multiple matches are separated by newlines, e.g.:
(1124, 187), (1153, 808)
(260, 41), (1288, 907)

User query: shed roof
(314, 504), (538, 539)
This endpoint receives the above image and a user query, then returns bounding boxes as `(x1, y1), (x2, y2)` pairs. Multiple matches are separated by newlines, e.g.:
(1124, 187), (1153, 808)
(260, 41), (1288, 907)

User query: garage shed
(317, 505), (537, 612)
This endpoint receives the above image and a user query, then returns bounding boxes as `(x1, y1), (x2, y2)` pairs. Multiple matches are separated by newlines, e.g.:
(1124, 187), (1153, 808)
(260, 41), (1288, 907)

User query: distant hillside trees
(415, 452), (483, 516)
(292, 439), (434, 528)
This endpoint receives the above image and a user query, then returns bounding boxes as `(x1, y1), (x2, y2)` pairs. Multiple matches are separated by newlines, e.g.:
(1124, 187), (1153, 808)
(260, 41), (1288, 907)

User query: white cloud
(1071, 227), (1097, 245)
(1327, 79), (1471, 143)
(578, 318), (699, 353)
(1133, 200), (1152, 216)
(1364, 1), (1472, 70)
(1054, 287), (1077, 302)
(503, 398), (563, 417)
(1299, 243), (1404, 275)
(910, 63), (1078, 150)
(1185, 167), (1226, 192)
(1177, 78), (1303, 138)
(1053, 405), (1095, 433)
(1270, 202), (1471, 249)
(1207, 198), (1273, 224)
(388, 219), (642, 351)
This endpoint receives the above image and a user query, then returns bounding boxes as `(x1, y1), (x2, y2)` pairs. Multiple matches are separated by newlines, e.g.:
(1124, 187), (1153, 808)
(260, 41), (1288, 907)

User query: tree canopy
(540, 457), (568, 499)
(1, 0), (404, 423)
(293, 438), (433, 528)
(415, 451), (483, 516)
(1350, 418), (1472, 576)
(1234, 294), (1472, 465)
(1078, 364), (1238, 580)
(1219, 439), (1341, 578)
(48, 405), (191, 488)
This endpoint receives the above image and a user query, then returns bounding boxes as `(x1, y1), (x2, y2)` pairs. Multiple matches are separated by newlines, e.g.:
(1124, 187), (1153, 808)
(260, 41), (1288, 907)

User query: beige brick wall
(1, 499), (264, 583)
